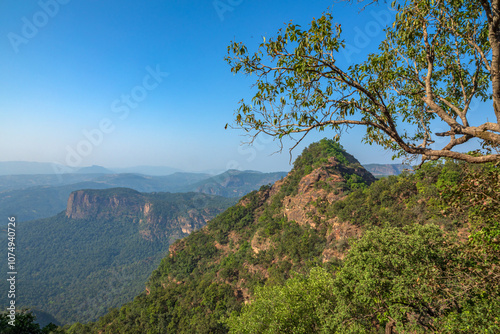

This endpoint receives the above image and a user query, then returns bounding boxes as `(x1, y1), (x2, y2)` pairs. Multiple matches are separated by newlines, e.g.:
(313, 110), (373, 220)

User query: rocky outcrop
(65, 188), (232, 241)
(65, 188), (144, 220)
(271, 156), (376, 229)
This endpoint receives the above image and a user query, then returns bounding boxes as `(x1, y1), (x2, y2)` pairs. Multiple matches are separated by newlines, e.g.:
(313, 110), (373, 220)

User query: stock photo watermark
(213, 0), (243, 21)
(5, 217), (17, 326)
(341, 6), (395, 64)
(224, 135), (274, 174)
(7, 0), (71, 54)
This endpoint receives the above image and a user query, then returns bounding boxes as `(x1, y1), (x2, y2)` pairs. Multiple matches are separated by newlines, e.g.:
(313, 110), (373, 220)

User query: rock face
(259, 151), (376, 262)
(279, 156), (375, 229)
(65, 188), (144, 220)
(193, 139), (377, 269)
(65, 188), (233, 240)
(163, 139), (378, 292)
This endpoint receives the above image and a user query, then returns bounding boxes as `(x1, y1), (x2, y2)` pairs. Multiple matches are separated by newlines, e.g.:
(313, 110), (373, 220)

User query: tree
(226, 0), (500, 164)
(225, 267), (337, 334)
(226, 225), (500, 333)
(332, 224), (500, 333)
(0, 310), (62, 334)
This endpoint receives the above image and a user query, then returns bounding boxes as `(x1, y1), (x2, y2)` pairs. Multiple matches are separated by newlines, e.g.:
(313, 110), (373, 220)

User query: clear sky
(0, 0), (447, 173)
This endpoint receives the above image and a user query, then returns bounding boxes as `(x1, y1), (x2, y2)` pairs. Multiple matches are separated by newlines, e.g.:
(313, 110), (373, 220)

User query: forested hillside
(58, 139), (499, 333)
(0, 189), (236, 326)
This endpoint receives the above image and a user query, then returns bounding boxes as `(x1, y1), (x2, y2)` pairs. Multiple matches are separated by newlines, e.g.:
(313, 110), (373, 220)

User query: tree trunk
(385, 320), (397, 334)
(488, 0), (500, 123)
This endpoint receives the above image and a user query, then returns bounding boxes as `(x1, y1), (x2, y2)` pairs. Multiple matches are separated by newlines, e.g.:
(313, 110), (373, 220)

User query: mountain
(0, 171), (287, 223)
(64, 139), (490, 333)
(110, 165), (180, 175)
(0, 161), (68, 175)
(188, 170), (288, 197)
(0, 188), (236, 325)
(7, 140), (488, 332)
(363, 163), (409, 176)
(64, 139), (381, 332)
(75, 165), (115, 174)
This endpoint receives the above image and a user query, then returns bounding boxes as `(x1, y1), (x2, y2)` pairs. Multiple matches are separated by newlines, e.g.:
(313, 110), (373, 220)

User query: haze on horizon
(1, 1), (482, 172)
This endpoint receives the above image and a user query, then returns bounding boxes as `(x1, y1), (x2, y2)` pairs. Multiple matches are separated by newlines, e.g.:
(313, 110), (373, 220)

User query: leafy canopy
(226, 0), (500, 164)
(228, 224), (500, 334)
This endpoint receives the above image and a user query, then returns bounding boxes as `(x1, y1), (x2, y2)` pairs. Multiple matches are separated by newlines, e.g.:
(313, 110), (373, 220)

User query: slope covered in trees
(60, 139), (499, 333)
(0, 189), (236, 326)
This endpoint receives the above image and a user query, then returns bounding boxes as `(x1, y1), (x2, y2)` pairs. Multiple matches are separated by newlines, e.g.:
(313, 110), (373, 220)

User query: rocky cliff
(16, 188), (235, 325)
(65, 188), (234, 240)
(65, 188), (144, 220)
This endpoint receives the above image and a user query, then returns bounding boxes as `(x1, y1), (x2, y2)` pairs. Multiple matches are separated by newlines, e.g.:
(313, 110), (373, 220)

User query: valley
(54, 139), (499, 333)
(0, 169), (288, 326)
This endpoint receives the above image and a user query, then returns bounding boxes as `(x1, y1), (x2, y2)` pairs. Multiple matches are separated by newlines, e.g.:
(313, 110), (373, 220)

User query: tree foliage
(228, 224), (500, 334)
(0, 310), (61, 334)
(57, 142), (499, 333)
(443, 160), (500, 250)
(226, 0), (500, 163)
(225, 267), (337, 334)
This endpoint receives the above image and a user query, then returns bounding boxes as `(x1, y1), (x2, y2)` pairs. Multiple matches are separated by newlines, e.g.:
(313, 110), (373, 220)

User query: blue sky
(0, 0), (422, 172)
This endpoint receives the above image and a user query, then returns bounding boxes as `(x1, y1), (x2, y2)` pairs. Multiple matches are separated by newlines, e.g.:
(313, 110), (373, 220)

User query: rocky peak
(263, 139), (376, 229)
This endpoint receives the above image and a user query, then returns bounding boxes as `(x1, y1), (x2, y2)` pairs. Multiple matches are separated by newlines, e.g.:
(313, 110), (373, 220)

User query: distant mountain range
(0, 161), (65, 175)
(111, 165), (181, 175)
(74, 165), (115, 174)
(0, 161), (409, 177)
(363, 163), (410, 176)
(0, 172), (211, 192)
(188, 169), (288, 197)
(0, 161), (181, 176)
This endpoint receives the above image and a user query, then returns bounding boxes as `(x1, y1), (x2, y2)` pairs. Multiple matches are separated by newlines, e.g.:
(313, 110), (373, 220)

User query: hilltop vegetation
(58, 139), (499, 333)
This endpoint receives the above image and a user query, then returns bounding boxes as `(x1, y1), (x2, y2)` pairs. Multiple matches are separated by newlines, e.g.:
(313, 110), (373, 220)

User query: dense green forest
(48, 139), (498, 333)
(0, 189), (236, 326)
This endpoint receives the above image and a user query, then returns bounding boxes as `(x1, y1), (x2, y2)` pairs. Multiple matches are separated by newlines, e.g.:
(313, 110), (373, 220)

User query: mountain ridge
(67, 139), (383, 333)
(0, 170), (286, 223)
